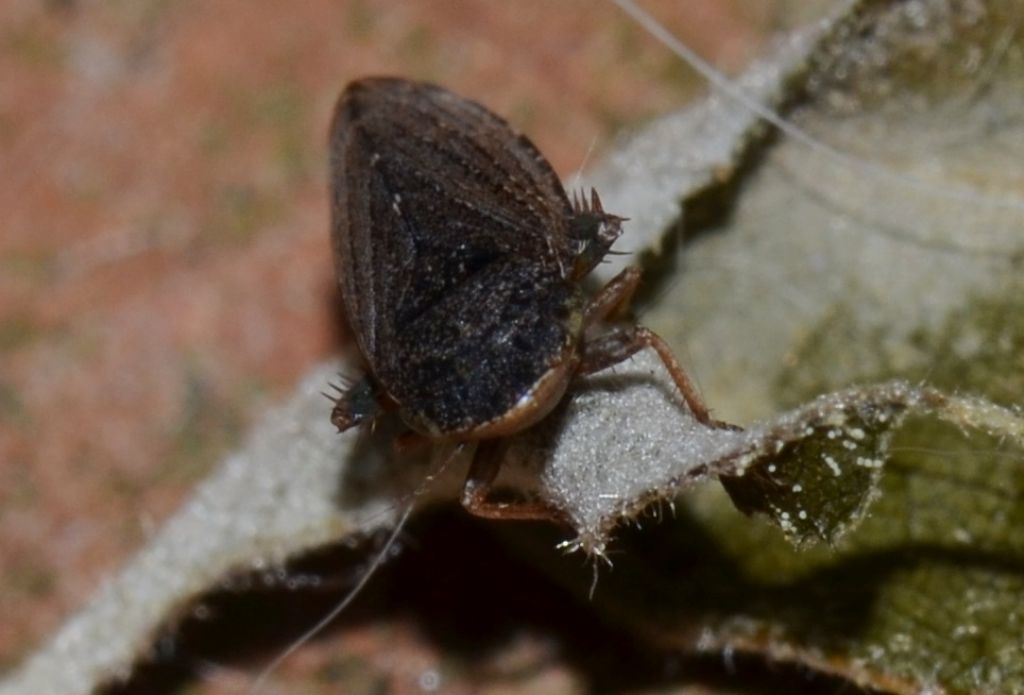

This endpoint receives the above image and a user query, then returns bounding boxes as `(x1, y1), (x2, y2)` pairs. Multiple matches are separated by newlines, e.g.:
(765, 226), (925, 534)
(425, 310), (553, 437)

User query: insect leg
(578, 325), (737, 430)
(461, 440), (567, 522)
(583, 265), (642, 326)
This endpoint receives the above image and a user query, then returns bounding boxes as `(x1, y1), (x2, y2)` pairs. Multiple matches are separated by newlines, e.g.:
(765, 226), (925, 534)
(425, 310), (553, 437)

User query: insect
(327, 77), (727, 521)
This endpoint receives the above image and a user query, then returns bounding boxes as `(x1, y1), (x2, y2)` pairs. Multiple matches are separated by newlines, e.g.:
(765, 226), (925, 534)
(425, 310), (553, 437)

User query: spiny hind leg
(461, 439), (567, 522)
(581, 266), (735, 429)
(584, 266), (642, 326)
(578, 325), (737, 431)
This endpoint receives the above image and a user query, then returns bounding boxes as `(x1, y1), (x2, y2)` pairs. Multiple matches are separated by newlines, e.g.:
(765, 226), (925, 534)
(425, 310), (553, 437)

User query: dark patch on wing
(387, 259), (578, 433)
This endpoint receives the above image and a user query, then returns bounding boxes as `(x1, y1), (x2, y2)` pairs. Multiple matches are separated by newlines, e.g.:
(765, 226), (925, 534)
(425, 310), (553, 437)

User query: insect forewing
(328, 79), (584, 434)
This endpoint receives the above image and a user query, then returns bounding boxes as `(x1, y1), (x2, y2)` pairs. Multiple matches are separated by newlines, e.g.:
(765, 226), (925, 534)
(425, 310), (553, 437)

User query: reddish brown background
(1, 1), (773, 690)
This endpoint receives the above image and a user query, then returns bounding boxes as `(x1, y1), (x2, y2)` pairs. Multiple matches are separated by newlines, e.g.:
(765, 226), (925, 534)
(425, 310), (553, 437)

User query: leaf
(564, 401), (1024, 694)
(568, 0), (1024, 691)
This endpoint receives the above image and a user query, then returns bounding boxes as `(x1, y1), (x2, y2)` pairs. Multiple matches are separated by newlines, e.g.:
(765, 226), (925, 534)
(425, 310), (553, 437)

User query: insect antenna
(248, 503), (416, 694)
(610, 0), (1024, 229)
(247, 441), (471, 693)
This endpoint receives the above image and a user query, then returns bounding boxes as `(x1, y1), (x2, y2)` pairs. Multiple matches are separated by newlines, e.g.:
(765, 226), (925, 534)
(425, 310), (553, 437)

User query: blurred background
(0, 1), (786, 690)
